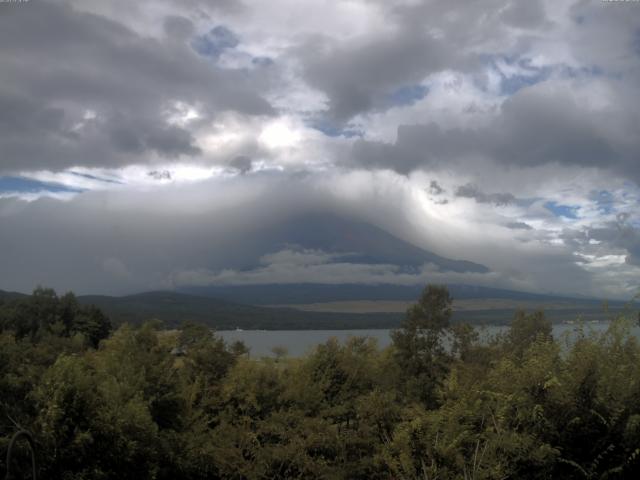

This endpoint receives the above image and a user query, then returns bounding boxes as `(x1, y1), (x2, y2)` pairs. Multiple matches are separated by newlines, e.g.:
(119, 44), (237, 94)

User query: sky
(1, 0), (640, 299)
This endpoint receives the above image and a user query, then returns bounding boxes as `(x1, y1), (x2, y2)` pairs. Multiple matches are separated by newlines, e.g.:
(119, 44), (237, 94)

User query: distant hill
(2, 286), (633, 329)
(77, 288), (631, 329)
(177, 284), (633, 326)
(0, 289), (28, 301)
(181, 283), (612, 306)
(76, 291), (402, 330)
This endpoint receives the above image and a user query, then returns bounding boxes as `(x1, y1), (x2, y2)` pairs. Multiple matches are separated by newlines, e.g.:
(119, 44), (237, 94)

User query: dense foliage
(2, 285), (640, 479)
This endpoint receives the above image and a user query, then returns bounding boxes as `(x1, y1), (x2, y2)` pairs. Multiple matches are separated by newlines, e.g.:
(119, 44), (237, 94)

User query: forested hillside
(76, 291), (402, 330)
(2, 286), (640, 478)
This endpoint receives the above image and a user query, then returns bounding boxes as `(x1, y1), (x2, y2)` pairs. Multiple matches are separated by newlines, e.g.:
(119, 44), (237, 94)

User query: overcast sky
(1, 0), (640, 299)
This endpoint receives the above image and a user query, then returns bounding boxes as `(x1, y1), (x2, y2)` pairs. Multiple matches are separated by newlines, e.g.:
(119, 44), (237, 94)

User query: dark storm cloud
(560, 212), (640, 268)
(493, 85), (624, 169)
(148, 170), (172, 181)
(292, 0), (640, 181)
(347, 81), (640, 180)
(500, 0), (548, 29)
(379, 0), (550, 57)
(428, 181), (444, 196)
(163, 15), (196, 41)
(0, 1), (273, 173)
(0, 94), (66, 135)
(300, 30), (448, 122)
(180, 0), (245, 14)
(505, 221), (533, 231)
(108, 117), (201, 157)
(455, 184), (516, 206)
(349, 123), (485, 174)
(229, 156), (253, 174)
(589, 218), (640, 267)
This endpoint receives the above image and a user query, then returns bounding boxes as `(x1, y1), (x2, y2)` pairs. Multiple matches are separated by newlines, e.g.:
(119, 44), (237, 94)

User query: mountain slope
(256, 213), (489, 273)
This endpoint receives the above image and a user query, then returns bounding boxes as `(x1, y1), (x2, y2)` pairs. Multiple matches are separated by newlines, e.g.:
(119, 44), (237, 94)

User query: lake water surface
(218, 322), (640, 357)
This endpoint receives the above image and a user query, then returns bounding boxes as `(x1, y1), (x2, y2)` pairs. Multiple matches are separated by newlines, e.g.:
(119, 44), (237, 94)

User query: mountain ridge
(181, 282), (615, 306)
(2, 285), (630, 329)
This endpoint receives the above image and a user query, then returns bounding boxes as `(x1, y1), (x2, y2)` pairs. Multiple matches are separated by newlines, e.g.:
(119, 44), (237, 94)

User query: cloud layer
(1, 0), (640, 299)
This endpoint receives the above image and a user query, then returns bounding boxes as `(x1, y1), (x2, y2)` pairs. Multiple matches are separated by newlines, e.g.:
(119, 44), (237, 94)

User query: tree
(391, 284), (453, 407)
(72, 305), (112, 347)
(508, 310), (553, 357)
(0, 288), (111, 346)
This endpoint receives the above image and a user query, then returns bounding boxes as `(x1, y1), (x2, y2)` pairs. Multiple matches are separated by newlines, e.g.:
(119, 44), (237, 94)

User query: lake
(218, 322), (640, 357)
